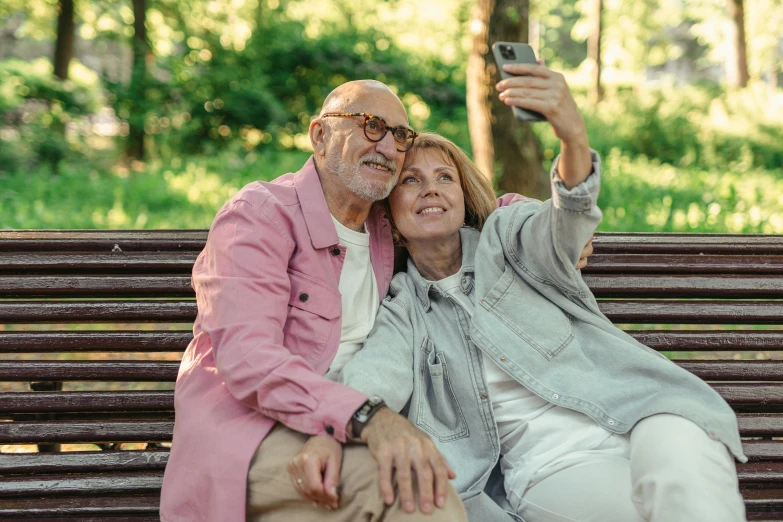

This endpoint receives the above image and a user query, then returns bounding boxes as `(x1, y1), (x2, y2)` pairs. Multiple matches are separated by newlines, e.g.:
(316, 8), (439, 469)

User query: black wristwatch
(351, 395), (386, 440)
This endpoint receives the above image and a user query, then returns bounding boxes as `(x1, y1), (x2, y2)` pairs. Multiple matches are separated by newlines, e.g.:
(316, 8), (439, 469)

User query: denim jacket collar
(406, 227), (480, 311)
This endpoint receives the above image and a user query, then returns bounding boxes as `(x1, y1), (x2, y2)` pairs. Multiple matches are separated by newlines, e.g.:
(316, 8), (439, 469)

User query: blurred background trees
(0, 0), (781, 231)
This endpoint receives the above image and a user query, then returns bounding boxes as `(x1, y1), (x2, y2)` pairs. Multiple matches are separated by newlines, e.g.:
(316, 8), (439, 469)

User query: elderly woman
(287, 65), (746, 522)
(336, 70), (746, 522)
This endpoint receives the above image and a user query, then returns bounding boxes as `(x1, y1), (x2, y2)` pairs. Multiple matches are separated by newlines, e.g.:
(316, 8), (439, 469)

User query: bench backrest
(0, 230), (782, 518)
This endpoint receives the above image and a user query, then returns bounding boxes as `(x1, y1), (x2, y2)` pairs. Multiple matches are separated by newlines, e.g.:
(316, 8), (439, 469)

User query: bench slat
(0, 471), (163, 498)
(0, 330), (777, 354)
(2, 360), (782, 384)
(0, 230), (208, 252)
(0, 414), (780, 443)
(7, 275), (781, 299)
(738, 414), (783, 436)
(678, 361), (783, 381)
(585, 254), (783, 274)
(0, 450), (169, 474)
(599, 301), (783, 324)
(592, 233), (783, 255)
(629, 331), (783, 352)
(585, 275), (783, 298)
(0, 331), (191, 353)
(2, 299), (779, 324)
(738, 462), (783, 483)
(743, 440), (783, 462)
(0, 494), (161, 518)
(0, 361), (180, 382)
(0, 420), (173, 444)
(0, 253), (198, 273)
(0, 275), (194, 298)
(0, 301), (196, 324)
(0, 391), (174, 413)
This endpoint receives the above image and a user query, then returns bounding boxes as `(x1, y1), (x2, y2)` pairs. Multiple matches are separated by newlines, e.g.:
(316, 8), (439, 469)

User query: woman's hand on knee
(362, 408), (457, 515)
(287, 435), (342, 510)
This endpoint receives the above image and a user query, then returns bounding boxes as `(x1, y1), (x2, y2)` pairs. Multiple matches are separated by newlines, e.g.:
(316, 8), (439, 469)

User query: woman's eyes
(400, 173), (455, 183)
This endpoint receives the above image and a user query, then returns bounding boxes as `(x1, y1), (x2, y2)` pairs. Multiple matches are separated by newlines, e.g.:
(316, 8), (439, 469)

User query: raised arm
(491, 63), (600, 289)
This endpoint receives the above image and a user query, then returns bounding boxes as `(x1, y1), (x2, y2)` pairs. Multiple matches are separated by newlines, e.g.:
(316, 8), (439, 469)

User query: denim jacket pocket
(480, 265), (574, 360)
(416, 338), (470, 442)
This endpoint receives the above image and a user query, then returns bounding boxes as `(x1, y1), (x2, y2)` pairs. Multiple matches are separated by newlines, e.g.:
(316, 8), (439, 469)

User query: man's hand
(287, 435), (342, 510)
(360, 408), (456, 514)
(577, 235), (594, 270)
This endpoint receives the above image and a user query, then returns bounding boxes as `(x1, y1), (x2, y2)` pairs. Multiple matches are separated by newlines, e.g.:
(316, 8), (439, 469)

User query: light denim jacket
(341, 152), (745, 521)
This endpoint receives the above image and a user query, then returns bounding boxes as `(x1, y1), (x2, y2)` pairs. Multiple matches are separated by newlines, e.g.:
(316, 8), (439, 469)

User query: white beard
(325, 153), (398, 202)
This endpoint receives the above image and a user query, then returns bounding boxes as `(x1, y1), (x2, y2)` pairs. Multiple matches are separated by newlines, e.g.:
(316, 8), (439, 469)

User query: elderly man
(160, 78), (592, 521)
(160, 80), (469, 521)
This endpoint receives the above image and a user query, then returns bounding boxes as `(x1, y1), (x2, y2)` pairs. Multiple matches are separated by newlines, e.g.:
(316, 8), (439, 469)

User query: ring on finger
(296, 478), (303, 484)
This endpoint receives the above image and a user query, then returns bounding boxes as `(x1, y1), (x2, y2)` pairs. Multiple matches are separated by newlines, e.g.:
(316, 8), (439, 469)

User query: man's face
(321, 91), (409, 202)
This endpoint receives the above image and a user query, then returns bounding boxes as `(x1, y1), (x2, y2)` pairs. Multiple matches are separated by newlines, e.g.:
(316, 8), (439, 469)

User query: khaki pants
(247, 424), (468, 522)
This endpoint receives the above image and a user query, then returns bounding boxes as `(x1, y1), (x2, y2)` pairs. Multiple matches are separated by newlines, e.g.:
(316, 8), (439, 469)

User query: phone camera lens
(500, 45), (516, 60)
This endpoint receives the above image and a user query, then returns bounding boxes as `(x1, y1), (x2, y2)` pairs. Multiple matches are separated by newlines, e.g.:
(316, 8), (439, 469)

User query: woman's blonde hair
(384, 132), (497, 245)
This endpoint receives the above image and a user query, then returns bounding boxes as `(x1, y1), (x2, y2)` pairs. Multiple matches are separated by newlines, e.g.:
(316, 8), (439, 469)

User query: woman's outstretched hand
(496, 63), (592, 189)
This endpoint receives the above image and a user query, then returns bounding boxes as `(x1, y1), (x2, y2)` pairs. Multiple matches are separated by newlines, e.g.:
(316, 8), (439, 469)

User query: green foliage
(0, 148), (311, 229)
(0, 59), (105, 173)
(535, 83), (783, 172)
(0, 59), (101, 115)
(2, 146), (779, 234)
(109, 13), (467, 156)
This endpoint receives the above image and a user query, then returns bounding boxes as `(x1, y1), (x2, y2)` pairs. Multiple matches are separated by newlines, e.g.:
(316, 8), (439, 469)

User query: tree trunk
(127, 0), (150, 160)
(466, 0), (549, 199)
(466, 0), (495, 182)
(587, 0), (603, 106)
(727, 0), (749, 88)
(53, 0), (74, 80)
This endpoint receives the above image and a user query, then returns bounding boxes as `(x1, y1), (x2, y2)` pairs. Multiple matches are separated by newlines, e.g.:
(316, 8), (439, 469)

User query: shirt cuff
(550, 149), (602, 212)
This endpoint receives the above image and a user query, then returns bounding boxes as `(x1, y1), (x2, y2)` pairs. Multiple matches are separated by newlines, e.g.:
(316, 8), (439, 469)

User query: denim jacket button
(500, 355), (507, 362)
(608, 419), (616, 426)
(480, 393), (488, 400)
(552, 393), (559, 400)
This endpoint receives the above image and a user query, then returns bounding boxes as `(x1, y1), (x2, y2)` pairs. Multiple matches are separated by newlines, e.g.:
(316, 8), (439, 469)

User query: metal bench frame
(1, 230), (782, 520)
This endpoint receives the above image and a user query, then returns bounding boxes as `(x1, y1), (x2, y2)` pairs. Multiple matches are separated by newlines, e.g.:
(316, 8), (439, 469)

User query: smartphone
(491, 42), (546, 123)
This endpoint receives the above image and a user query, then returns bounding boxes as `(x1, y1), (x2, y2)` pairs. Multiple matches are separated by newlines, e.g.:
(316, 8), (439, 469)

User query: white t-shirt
(324, 216), (379, 381)
(432, 271), (628, 496)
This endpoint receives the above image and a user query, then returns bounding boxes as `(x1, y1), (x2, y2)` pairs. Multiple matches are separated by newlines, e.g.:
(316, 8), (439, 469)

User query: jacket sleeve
(499, 150), (602, 297)
(339, 294), (416, 414)
(192, 198), (367, 443)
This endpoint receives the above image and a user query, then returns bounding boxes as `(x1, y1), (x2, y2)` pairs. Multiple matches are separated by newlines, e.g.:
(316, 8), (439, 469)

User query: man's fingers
(429, 454), (454, 508)
(394, 450), (416, 514)
(410, 446), (435, 514)
(376, 449), (396, 506)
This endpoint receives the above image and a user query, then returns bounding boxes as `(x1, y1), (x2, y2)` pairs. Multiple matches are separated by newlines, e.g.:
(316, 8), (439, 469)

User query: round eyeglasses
(321, 112), (418, 152)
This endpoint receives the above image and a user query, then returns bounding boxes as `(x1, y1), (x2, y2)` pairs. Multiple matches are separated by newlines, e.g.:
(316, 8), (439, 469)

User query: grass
(2, 145), (781, 233)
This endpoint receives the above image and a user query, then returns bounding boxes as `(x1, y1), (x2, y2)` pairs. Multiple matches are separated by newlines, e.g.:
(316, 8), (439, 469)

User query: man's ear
(310, 119), (327, 157)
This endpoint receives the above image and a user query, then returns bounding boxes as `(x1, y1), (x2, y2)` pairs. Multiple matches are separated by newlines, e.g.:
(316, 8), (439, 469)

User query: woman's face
(388, 147), (466, 245)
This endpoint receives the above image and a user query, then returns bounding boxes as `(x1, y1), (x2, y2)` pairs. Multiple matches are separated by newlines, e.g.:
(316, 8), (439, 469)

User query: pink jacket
(160, 157), (395, 521)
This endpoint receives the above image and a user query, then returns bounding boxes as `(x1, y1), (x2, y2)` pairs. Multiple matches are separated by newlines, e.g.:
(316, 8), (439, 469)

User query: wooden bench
(0, 230), (781, 520)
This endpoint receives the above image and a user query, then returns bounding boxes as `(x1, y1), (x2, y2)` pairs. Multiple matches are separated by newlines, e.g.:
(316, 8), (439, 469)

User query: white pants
(510, 414), (746, 522)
